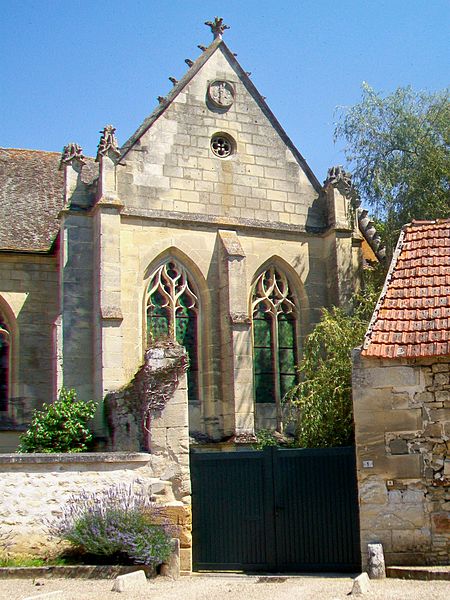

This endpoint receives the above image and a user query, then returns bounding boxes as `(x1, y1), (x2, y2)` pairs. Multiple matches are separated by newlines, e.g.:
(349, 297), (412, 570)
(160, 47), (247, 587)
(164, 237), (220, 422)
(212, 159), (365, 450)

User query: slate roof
(0, 148), (65, 252)
(362, 219), (450, 359)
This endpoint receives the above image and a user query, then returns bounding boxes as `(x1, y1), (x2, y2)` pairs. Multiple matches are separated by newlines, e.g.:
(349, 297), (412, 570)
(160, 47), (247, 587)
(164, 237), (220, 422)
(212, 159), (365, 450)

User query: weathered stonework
(0, 452), (192, 572)
(353, 350), (450, 567)
(104, 341), (188, 454)
(0, 31), (367, 445)
(0, 254), (59, 446)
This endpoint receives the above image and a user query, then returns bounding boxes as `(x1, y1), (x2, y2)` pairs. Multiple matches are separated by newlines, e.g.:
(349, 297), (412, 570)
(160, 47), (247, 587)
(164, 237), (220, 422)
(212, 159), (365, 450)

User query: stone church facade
(0, 19), (378, 451)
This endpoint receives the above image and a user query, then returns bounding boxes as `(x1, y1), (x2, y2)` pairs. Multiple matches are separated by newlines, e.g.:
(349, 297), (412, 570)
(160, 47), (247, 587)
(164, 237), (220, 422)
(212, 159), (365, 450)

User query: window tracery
(146, 261), (199, 402)
(251, 266), (298, 430)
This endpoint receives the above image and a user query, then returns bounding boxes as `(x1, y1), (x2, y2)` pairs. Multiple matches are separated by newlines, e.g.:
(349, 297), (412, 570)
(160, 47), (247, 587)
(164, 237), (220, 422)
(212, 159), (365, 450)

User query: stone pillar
(92, 147), (125, 411)
(59, 145), (95, 402)
(323, 166), (363, 310)
(104, 342), (192, 573)
(217, 230), (254, 438)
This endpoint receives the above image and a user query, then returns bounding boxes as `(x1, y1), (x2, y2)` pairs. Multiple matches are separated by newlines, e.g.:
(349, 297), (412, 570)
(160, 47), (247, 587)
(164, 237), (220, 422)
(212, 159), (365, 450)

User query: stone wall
(117, 220), (328, 439)
(119, 46), (323, 229)
(0, 452), (192, 572)
(0, 253), (59, 441)
(352, 349), (450, 567)
(0, 343), (192, 571)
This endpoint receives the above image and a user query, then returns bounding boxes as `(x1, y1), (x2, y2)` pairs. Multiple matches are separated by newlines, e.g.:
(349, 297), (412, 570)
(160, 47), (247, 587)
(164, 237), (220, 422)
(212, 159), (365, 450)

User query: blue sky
(1, 0), (448, 180)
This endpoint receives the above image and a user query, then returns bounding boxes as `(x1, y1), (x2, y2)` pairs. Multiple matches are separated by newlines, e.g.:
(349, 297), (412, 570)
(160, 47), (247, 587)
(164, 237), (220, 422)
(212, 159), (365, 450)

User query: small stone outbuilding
(353, 219), (450, 567)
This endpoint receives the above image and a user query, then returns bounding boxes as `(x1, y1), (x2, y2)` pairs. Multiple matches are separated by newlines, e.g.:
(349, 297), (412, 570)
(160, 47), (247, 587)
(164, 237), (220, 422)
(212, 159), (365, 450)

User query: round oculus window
(210, 134), (234, 158)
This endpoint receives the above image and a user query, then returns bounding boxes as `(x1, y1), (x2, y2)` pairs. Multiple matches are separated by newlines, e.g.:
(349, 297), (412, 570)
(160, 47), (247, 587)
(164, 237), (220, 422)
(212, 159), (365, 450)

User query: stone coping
(0, 565), (155, 580)
(0, 452), (151, 465)
(387, 566), (450, 581)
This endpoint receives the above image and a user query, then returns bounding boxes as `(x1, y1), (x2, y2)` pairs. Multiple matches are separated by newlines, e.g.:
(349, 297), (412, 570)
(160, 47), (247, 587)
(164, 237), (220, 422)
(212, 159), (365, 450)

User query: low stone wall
(352, 350), (450, 567)
(0, 452), (192, 572)
(0, 344), (193, 572)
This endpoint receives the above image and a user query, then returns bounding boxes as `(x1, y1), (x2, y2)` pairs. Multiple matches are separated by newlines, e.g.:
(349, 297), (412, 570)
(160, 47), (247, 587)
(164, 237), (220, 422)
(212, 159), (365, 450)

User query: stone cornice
(122, 207), (326, 237)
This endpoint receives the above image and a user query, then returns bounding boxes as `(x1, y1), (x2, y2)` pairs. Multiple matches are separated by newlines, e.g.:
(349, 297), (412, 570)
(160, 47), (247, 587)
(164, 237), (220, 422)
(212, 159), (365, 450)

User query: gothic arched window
(251, 266), (298, 428)
(146, 261), (199, 402)
(0, 317), (10, 412)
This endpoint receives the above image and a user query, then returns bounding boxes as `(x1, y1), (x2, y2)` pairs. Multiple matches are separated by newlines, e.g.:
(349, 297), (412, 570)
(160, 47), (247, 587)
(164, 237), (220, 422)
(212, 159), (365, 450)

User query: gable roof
(362, 219), (450, 359)
(0, 148), (65, 252)
(119, 38), (322, 193)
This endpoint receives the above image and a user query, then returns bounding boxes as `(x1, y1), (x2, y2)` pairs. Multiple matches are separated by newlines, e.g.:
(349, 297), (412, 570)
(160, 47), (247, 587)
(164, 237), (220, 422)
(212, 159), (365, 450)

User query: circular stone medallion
(207, 80), (235, 108)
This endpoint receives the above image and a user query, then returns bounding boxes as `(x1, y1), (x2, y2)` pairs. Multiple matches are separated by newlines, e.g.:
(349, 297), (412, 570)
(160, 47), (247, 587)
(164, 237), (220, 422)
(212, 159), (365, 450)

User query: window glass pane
(254, 347), (272, 373)
(278, 348), (296, 374)
(0, 331), (9, 411)
(253, 313), (271, 347)
(176, 312), (198, 401)
(255, 371), (275, 404)
(278, 314), (295, 347)
(280, 374), (296, 399)
(254, 309), (275, 403)
(147, 289), (170, 341)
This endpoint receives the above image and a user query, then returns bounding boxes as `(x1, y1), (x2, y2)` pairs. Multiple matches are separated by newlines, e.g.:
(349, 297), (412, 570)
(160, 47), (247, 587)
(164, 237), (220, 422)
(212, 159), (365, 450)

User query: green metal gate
(190, 446), (360, 572)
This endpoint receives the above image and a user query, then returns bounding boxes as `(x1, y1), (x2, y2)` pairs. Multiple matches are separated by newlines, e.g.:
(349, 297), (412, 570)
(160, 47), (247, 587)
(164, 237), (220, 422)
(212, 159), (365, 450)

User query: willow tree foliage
(335, 84), (450, 255)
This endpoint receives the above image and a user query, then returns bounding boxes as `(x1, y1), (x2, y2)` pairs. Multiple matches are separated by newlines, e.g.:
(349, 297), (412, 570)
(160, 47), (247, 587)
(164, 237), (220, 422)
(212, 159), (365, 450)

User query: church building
(0, 18), (381, 451)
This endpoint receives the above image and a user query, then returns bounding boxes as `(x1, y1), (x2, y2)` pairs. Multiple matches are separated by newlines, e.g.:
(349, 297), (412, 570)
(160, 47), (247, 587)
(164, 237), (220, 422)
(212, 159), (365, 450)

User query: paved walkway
(0, 574), (449, 600)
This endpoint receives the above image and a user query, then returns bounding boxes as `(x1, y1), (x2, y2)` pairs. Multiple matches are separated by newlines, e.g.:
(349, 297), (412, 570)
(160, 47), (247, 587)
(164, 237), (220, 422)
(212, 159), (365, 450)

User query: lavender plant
(48, 483), (175, 566)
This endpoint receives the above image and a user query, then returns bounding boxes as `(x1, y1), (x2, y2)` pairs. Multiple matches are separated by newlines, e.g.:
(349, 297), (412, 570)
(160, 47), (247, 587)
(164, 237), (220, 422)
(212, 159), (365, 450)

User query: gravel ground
(0, 574), (449, 600)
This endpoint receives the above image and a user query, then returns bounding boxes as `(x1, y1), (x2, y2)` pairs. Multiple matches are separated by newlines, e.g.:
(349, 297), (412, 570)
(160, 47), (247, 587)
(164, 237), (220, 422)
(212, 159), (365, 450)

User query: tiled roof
(0, 148), (98, 252)
(0, 148), (64, 252)
(362, 219), (450, 359)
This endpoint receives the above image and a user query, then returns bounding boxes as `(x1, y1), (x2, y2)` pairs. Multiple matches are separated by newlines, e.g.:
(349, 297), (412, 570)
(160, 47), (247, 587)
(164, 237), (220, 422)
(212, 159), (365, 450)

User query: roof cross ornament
(96, 125), (120, 161)
(205, 17), (230, 39)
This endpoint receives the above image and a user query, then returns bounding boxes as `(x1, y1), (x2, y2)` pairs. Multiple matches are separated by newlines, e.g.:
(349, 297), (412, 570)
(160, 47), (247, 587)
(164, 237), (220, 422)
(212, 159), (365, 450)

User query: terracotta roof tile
(362, 219), (450, 359)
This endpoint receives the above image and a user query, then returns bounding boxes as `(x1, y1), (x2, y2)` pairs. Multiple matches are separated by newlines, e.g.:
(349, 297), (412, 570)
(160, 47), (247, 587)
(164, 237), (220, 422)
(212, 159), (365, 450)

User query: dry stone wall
(352, 350), (450, 567)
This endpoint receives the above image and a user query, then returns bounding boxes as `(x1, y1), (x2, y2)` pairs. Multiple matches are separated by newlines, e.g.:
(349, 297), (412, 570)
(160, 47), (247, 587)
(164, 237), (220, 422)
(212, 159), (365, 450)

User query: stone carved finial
(325, 165), (361, 210)
(324, 165), (353, 192)
(96, 125), (120, 161)
(205, 17), (230, 39)
(61, 143), (85, 166)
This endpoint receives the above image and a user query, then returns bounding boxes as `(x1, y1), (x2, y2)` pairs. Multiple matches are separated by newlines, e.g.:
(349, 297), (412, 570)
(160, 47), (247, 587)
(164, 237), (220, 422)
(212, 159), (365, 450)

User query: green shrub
(253, 429), (294, 450)
(49, 484), (175, 566)
(17, 388), (97, 453)
(284, 285), (379, 448)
